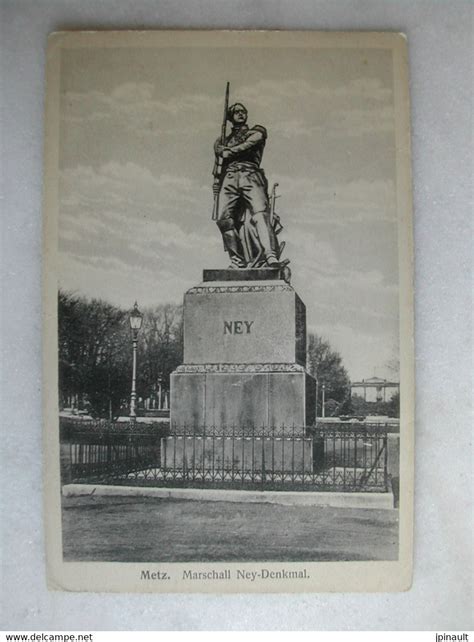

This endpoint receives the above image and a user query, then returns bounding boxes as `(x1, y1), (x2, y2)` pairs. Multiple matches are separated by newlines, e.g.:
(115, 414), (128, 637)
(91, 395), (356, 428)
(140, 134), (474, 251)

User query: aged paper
(43, 30), (414, 593)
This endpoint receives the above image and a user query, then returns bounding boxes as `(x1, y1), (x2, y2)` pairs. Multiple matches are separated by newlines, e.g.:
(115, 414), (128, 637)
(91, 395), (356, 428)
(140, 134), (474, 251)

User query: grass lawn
(62, 495), (398, 563)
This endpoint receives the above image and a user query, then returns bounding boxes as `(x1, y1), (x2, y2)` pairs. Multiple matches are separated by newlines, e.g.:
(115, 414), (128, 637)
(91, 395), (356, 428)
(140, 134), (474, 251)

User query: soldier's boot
(217, 219), (246, 268)
(252, 210), (280, 267)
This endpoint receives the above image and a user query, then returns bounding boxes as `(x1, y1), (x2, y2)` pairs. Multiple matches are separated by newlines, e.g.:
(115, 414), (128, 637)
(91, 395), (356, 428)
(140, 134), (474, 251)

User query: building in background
(350, 377), (399, 403)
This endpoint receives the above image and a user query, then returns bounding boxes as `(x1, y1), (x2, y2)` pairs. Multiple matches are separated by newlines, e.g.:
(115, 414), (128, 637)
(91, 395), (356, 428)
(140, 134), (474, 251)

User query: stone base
(161, 435), (314, 474)
(63, 484), (395, 510)
(170, 367), (316, 432)
(203, 268), (285, 282)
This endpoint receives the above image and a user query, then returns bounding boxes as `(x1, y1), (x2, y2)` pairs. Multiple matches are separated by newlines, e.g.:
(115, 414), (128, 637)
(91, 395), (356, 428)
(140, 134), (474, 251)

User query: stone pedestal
(168, 269), (316, 473)
(170, 368), (315, 433)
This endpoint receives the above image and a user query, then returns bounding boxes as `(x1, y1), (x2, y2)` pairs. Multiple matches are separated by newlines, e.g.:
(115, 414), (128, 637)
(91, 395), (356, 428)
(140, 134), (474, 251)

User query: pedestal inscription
(183, 280), (306, 366)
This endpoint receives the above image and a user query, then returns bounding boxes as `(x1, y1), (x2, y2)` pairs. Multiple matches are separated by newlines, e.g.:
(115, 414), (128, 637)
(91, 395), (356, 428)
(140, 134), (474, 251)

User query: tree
(58, 291), (130, 418)
(58, 292), (185, 418)
(348, 393), (369, 416)
(306, 334), (351, 416)
(347, 391), (400, 418)
(387, 390), (400, 418)
(137, 304), (183, 400)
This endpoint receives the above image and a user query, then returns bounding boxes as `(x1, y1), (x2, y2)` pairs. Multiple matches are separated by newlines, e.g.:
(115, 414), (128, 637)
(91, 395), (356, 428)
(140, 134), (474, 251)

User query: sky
(58, 43), (399, 381)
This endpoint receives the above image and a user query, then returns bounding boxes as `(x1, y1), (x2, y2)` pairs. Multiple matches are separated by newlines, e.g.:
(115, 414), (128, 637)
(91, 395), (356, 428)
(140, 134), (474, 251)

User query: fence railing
(62, 421), (393, 493)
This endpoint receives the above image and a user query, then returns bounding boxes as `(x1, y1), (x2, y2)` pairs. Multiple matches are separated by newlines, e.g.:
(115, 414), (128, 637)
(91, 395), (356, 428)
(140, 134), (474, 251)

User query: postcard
(43, 30), (414, 592)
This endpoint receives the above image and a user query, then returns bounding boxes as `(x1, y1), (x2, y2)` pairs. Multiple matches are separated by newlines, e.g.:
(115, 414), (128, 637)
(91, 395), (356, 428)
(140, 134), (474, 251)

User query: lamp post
(315, 377), (319, 420)
(322, 383), (326, 419)
(157, 375), (163, 410)
(129, 302), (143, 424)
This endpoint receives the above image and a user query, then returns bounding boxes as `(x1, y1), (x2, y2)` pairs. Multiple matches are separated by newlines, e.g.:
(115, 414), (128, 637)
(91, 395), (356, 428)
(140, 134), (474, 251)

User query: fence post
(291, 424), (295, 483)
(354, 427), (358, 485)
(183, 427), (187, 482)
(68, 442), (73, 483)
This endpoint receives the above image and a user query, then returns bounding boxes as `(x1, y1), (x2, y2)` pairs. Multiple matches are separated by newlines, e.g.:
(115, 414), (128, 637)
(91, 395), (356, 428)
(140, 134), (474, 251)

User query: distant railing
(60, 416), (169, 439)
(60, 418), (167, 483)
(62, 421), (393, 493)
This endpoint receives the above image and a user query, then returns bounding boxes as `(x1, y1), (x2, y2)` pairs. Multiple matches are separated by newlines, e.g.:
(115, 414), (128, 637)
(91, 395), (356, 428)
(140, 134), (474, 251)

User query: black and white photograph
(43, 30), (414, 593)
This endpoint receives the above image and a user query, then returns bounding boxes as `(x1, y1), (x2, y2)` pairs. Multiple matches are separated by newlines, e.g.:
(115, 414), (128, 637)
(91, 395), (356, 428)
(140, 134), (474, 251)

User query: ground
(62, 495), (399, 562)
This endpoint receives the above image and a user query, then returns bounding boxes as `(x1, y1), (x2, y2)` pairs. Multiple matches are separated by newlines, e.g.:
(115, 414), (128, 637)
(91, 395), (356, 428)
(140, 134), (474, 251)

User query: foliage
(58, 291), (130, 418)
(386, 390), (400, 418)
(306, 334), (351, 416)
(58, 291), (183, 419)
(137, 305), (183, 401)
(349, 392), (400, 418)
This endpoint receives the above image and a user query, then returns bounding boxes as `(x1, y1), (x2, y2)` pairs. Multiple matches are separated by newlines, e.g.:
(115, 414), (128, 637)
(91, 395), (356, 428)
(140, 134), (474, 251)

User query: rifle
(212, 82), (230, 221)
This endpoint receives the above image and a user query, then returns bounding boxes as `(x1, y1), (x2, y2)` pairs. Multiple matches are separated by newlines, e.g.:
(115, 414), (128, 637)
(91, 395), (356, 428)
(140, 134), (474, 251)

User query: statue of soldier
(212, 102), (280, 269)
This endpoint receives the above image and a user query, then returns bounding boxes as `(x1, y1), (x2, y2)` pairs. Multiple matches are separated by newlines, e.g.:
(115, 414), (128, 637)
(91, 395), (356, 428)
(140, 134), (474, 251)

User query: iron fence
(63, 422), (392, 492)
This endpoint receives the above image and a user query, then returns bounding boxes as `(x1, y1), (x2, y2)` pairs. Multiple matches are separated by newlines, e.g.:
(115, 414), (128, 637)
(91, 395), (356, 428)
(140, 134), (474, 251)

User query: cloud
(308, 321), (399, 382)
(239, 77), (392, 104)
(62, 74), (394, 144)
(60, 161), (211, 224)
(61, 83), (217, 138)
(59, 251), (191, 307)
(238, 77), (394, 139)
(289, 233), (399, 339)
(272, 174), (397, 228)
(58, 161), (223, 306)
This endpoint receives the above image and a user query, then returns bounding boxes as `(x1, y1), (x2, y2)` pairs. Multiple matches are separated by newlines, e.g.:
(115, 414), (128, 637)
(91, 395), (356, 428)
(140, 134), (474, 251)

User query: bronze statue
(212, 85), (288, 270)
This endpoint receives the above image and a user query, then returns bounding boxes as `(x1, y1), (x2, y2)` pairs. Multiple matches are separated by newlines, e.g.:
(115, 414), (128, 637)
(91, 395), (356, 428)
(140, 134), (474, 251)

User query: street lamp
(322, 382), (326, 419)
(129, 301), (143, 424)
(157, 375), (163, 410)
(315, 377), (319, 420)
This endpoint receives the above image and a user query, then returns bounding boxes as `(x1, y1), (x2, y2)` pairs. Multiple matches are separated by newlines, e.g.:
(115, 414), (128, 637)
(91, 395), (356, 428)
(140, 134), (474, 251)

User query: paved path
(62, 495), (399, 563)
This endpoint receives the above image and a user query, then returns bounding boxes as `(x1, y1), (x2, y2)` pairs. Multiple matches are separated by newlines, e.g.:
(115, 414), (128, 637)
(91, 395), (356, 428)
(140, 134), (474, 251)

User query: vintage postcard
(43, 30), (414, 592)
